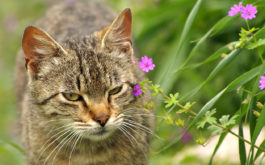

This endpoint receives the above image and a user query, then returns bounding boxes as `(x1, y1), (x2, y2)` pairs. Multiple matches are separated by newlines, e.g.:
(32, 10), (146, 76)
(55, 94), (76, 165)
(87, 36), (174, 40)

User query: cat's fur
(15, 2), (154, 165)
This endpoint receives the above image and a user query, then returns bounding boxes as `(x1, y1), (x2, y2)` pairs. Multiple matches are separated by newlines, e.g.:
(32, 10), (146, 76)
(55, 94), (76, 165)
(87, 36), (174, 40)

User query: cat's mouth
(80, 127), (115, 141)
(90, 129), (107, 136)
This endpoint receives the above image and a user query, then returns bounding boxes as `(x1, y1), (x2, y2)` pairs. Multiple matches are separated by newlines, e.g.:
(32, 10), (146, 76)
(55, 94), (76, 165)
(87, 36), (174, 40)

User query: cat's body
(15, 2), (154, 165)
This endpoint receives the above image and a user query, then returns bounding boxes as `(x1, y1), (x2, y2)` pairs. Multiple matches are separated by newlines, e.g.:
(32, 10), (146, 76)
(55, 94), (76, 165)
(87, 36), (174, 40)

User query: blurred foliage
(0, 0), (265, 164)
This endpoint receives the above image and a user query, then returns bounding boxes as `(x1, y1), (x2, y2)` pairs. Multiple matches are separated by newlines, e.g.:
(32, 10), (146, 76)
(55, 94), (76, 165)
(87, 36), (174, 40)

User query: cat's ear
(99, 8), (132, 53)
(22, 26), (65, 74)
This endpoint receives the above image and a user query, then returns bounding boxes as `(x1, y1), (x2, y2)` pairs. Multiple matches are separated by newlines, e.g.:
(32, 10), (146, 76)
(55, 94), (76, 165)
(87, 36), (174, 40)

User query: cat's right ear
(22, 26), (65, 75)
(98, 8), (132, 54)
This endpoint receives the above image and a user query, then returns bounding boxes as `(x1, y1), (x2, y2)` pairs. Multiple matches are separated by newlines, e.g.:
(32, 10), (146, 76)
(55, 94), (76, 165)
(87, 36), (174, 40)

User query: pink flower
(138, 56), (155, 72)
(228, 2), (243, 16)
(259, 76), (265, 90)
(180, 129), (192, 143)
(132, 84), (143, 96)
(241, 4), (257, 20)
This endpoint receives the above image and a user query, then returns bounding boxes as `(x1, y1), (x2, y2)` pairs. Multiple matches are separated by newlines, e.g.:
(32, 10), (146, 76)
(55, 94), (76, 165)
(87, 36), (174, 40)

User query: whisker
(123, 119), (162, 140)
(120, 125), (138, 145)
(43, 131), (74, 165)
(68, 133), (82, 165)
(51, 132), (78, 165)
(118, 127), (135, 147)
(121, 124), (148, 161)
(37, 125), (72, 162)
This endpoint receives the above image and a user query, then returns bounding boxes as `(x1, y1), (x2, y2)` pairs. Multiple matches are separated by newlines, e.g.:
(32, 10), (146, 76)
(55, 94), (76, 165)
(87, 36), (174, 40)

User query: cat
(15, 1), (154, 165)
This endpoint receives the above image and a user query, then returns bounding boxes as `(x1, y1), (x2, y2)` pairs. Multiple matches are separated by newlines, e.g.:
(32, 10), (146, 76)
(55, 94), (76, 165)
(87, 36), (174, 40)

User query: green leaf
(174, 41), (238, 74)
(238, 97), (247, 165)
(208, 132), (228, 165)
(164, 93), (179, 108)
(255, 139), (265, 161)
(181, 49), (240, 102)
(219, 115), (238, 127)
(208, 125), (222, 135)
(155, 0), (203, 86)
(247, 39), (265, 49)
(251, 98), (265, 154)
(197, 109), (217, 129)
(149, 84), (162, 96)
(175, 16), (238, 73)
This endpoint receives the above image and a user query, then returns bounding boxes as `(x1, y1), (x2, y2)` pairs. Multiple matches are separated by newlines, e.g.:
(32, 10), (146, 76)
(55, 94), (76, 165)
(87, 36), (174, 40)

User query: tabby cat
(15, 1), (154, 165)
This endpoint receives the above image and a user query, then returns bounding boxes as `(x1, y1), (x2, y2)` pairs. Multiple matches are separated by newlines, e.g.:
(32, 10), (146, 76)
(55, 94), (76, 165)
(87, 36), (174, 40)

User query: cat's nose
(94, 114), (110, 127)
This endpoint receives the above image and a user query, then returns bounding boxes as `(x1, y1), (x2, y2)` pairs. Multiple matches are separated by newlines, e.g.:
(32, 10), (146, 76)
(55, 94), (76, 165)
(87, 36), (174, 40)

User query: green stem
(245, 20), (250, 31)
(245, 20), (264, 63)
(215, 123), (265, 153)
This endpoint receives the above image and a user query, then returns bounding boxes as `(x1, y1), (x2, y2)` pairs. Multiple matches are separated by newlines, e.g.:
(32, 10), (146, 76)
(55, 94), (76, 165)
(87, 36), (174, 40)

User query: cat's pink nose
(94, 114), (110, 127)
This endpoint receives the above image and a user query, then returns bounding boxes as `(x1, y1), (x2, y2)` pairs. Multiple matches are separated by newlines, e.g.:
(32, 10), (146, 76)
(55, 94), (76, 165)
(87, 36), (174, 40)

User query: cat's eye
(109, 85), (123, 95)
(62, 93), (82, 101)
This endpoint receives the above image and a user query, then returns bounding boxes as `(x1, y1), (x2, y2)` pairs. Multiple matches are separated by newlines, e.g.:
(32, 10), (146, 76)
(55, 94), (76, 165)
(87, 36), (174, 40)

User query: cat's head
(22, 8), (145, 141)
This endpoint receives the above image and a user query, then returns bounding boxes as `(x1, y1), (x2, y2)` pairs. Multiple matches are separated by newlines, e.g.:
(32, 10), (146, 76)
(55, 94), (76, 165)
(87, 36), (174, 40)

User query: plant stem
(214, 123), (265, 153)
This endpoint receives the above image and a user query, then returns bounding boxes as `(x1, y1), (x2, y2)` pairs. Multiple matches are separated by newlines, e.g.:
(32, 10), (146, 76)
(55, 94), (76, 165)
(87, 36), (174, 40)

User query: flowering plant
(132, 1), (265, 164)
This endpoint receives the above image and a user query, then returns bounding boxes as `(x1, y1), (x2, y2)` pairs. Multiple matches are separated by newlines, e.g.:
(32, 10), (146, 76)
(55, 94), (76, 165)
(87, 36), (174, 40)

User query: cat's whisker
(123, 113), (163, 119)
(123, 119), (162, 140)
(118, 127), (136, 147)
(38, 126), (72, 163)
(52, 132), (79, 165)
(44, 131), (74, 165)
(47, 123), (72, 135)
(120, 125), (138, 146)
(68, 133), (82, 165)
(121, 124), (148, 161)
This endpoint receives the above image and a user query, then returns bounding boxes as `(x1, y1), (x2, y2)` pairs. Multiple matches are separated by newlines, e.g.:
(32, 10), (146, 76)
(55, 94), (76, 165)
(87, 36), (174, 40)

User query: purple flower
(132, 84), (143, 96)
(259, 76), (265, 90)
(241, 4), (257, 20)
(228, 2), (243, 16)
(138, 56), (155, 72)
(180, 129), (192, 143)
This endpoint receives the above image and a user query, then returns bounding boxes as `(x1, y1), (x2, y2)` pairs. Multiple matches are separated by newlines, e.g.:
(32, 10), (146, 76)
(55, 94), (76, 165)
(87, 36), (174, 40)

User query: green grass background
(0, 0), (264, 164)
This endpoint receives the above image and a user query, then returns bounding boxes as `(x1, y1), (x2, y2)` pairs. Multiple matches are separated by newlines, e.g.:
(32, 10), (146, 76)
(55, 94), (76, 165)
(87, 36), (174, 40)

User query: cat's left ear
(99, 8), (132, 53)
(22, 26), (66, 75)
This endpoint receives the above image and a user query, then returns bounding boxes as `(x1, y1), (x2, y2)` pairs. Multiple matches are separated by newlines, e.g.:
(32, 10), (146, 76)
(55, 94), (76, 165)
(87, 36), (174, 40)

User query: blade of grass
(239, 101), (247, 165)
(180, 49), (240, 102)
(175, 41), (238, 74)
(175, 16), (238, 72)
(246, 59), (265, 164)
(155, 0), (203, 85)
(255, 140), (265, 161)
(208, 132), (228, 165)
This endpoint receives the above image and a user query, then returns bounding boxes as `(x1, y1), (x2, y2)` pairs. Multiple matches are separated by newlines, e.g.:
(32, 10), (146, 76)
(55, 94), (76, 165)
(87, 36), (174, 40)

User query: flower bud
(256, 102), (263, 109)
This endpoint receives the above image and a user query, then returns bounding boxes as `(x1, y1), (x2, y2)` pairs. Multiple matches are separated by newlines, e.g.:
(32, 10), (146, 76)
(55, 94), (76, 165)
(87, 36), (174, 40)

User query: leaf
(174, 41), (238, 74)
(247, 39), (265, 49)
(208, 125), (223, 135)
(181, 49), (240, 102)
(208, 132), (229, 165)
(154, 0), (203, 87)
(164, 93), (179, 108)
(149, 84), (162, 96)
(255, 139), (265, 161)
(175, 16), (238, 73)
(219, 115), (238, 127)
(197, 109), (217, 129)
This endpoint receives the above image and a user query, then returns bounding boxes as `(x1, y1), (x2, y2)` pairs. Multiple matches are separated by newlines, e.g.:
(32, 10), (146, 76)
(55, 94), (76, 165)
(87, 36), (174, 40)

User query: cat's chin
(81, 129), (115, 141)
